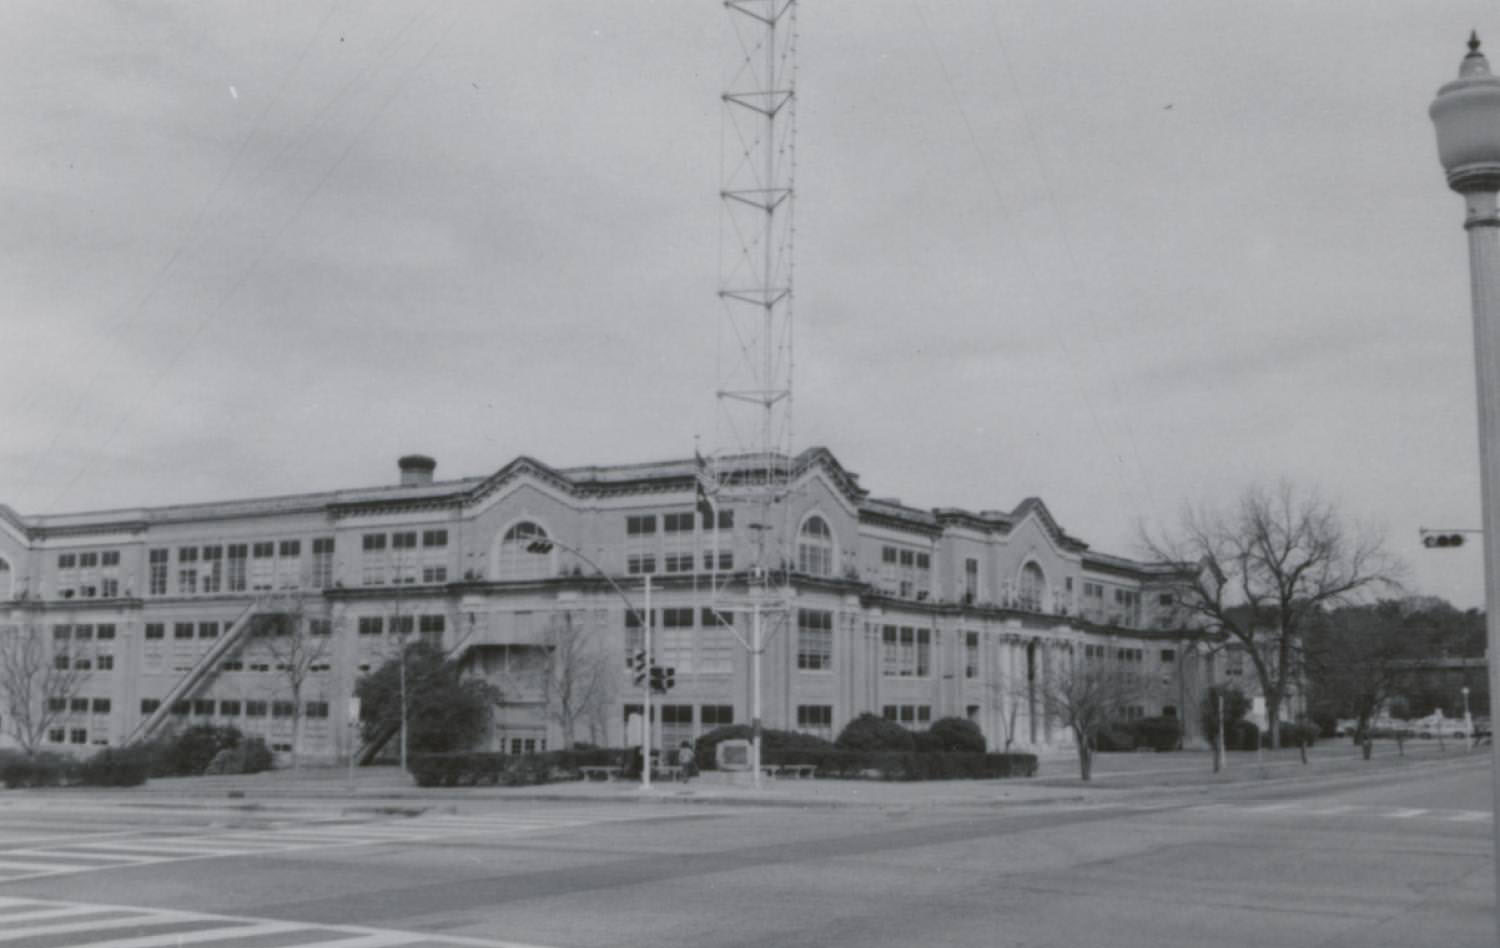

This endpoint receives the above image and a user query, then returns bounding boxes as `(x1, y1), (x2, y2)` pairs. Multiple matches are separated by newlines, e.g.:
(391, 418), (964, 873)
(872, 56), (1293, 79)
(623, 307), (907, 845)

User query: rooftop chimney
(398, 454), (436, 487)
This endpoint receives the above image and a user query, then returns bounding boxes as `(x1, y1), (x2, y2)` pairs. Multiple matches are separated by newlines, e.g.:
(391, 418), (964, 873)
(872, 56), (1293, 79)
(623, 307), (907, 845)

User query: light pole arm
(530, 537), (648, 629)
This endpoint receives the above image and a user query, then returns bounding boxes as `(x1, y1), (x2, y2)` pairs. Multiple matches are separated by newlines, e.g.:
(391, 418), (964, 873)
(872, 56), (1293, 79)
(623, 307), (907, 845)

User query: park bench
(774, 764), (817, 779)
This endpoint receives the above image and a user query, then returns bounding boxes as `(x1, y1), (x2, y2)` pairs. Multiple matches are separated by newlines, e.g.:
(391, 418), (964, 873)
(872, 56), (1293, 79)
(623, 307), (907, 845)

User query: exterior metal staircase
(126, 601), (266, 745)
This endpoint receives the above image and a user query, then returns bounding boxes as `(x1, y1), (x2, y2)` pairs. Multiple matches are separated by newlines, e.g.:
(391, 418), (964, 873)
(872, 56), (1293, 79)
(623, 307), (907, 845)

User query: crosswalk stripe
(1304, 805), (1360, 816)
(1247, 803), (1297, 812)
(1388, 808), (1428, 819)
(0, 858), (74, 873)
(0, 911), (196, 941)
(1445, 811), (1491, 822)
(54, 840), (248, 856)
(0, 904), (122, 923)
(9, 848), (148, 863)
(62, 920), (306, 948)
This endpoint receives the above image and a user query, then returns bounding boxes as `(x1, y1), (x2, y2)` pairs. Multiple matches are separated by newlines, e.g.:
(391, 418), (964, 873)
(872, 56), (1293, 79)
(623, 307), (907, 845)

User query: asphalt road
(0, 758), (1495, 948)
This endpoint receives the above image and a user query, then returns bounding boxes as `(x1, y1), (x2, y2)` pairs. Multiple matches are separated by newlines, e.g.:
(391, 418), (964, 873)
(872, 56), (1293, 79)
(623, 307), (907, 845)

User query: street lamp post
(1430, 31), (1500, 928)
(525, 537), (654, 790)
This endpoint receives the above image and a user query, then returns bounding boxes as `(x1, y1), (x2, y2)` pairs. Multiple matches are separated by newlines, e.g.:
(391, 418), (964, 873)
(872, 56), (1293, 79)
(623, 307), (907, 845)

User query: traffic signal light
(649, 665), (676, 694)
(1422, 533), (1466, 548)
(629, 650), (648, 686)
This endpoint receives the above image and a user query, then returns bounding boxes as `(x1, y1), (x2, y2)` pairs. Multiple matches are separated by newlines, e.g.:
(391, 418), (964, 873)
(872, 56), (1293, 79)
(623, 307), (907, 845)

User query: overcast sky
(0, 2), (1494, 607)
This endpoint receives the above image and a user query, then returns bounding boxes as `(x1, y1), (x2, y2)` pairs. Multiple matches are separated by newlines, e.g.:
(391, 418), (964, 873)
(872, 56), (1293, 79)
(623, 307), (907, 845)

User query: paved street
(0, 755), (1494, 948)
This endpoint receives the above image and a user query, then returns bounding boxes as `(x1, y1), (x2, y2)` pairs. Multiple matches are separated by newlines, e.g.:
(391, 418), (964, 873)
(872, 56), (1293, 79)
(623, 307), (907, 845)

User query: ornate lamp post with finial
(1431, 30), (1500, 922)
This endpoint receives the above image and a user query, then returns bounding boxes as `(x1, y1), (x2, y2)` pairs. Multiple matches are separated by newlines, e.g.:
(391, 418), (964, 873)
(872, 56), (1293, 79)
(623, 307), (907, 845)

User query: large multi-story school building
(0, 448), (1218, 761)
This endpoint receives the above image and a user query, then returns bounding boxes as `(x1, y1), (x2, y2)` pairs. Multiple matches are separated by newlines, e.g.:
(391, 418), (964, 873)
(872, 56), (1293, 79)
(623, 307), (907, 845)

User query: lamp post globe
(1432, 33), (1500, 196)
(1431, 31), (1500, 934)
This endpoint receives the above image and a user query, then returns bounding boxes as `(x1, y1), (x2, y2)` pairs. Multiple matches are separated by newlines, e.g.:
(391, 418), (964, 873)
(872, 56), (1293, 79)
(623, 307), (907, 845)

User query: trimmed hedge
(204, 737), (274, 776)
(409, 749), (627, 788)
(0, 747), (150, 789)
(766, 749), (1038, 781)
(835, 713), (916, 752)
(407, 747), (1038, 786)
(1130, 716), (1183, 752)
(694, 725), (834, 771)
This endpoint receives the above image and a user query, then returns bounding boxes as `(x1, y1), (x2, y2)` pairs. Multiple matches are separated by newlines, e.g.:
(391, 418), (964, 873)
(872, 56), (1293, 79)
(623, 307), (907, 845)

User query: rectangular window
(662, 512), (695, 534)
(48, 697), (66, 712)
(626, 515), (657, 536)
(199, 545), (222, 593)
(145, 623), (164, 640)
(702, 550), (734, 571)
(251, 542), (275, 590)
(219, 700), (241, 716)
(701, 704), (734, 727)
(358, 617), (384, 636)
(177, 546), (199, 595)
(96, 655), (114, 671)
(226, 544), (248, 592)
(73, 624), (93, 641)
(48, 728), (65, 744)
(96, 624), (115, 640)
(305, 701), (330, 719)
(174, 623), (194, 640)
(881, 705), (931, 727)
(70, 729), (88, 745)
(309, 619), (332, 637)
(390, 532), (418, 584)
(140, 698), (160, 714)
(193, 699), (215, 716)
(419, 614), (445, 647)
(700, 508), (734, 531)
(881, 625), (931, 677)
(272, 701), (295, 719)
(965, 631), (979, 679)
(659, 608), (693, 673)
(663, 553), (696, 574)
(699, 608), (734, 675)
(964, 558), (978, 603)
(796, 609), (833, 671)
(796, 705), (834, 740)
(1160, 648), (1176, 662)
(420, 530), (447, 583)
(52, 625), (71, 641)
(70, 697), (89, 712)
(627, 555), (657, 575)
(198, 622), (219, 639)
(245, 700), (268, 718)
(361, 533), (387, 585)
(276, 539), (301, 588)
(92, 698), (110, 713)
(149, 549), (168, 596)
(311, 537), (335, 588)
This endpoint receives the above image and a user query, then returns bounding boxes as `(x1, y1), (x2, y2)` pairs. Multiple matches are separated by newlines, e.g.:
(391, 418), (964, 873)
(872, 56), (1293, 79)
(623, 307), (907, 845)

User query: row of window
(361, 531), (448, 585)
(48, 697), (111, 713)
(139, 698), (331, 718)
(626, 511), (734, 536)
(56, 551), (121, 599)
(625, 551), (735, 576)
(54, 653), (113, 671)
(148, 539), (336, 596)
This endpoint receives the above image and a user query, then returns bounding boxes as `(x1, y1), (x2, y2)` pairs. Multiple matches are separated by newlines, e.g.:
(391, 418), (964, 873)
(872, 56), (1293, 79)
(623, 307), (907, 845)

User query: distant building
(0, 448), (1220, 761)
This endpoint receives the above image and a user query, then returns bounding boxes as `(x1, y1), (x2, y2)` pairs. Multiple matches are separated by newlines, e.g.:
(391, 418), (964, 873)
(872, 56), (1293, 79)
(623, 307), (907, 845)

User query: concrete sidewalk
(29, 740), (1488, 814)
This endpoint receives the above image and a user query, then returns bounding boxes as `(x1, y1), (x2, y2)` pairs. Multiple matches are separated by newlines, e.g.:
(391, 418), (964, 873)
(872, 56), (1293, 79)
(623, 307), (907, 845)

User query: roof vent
(398, 454), (436, 487)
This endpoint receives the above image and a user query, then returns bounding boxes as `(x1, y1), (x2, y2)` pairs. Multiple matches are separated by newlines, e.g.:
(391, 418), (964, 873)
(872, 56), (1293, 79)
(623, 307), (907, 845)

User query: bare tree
(1143, 481), (1399, 748)
(1305, 602), (1415, 761)
(990, 673), (1026, 752)
(253, 597), (330, 770)
(0, 623), (86, 754)
(1039, 650), (1143, 781)
(540, 611), (613, 750)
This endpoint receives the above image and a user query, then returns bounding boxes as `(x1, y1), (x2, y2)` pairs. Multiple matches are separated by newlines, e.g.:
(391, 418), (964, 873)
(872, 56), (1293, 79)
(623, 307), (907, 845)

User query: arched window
(495, 522), (550, 580)
(797, 516), (834, 577)
(1018, 562), (1046, 612)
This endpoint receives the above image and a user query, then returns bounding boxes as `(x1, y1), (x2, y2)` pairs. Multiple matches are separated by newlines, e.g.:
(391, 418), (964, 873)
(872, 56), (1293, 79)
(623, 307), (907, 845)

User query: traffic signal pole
(643, 573), (652, 791)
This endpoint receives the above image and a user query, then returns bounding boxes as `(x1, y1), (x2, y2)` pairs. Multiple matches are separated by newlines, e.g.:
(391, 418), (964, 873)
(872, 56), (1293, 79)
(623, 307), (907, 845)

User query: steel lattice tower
(712, 0), (798, 578)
